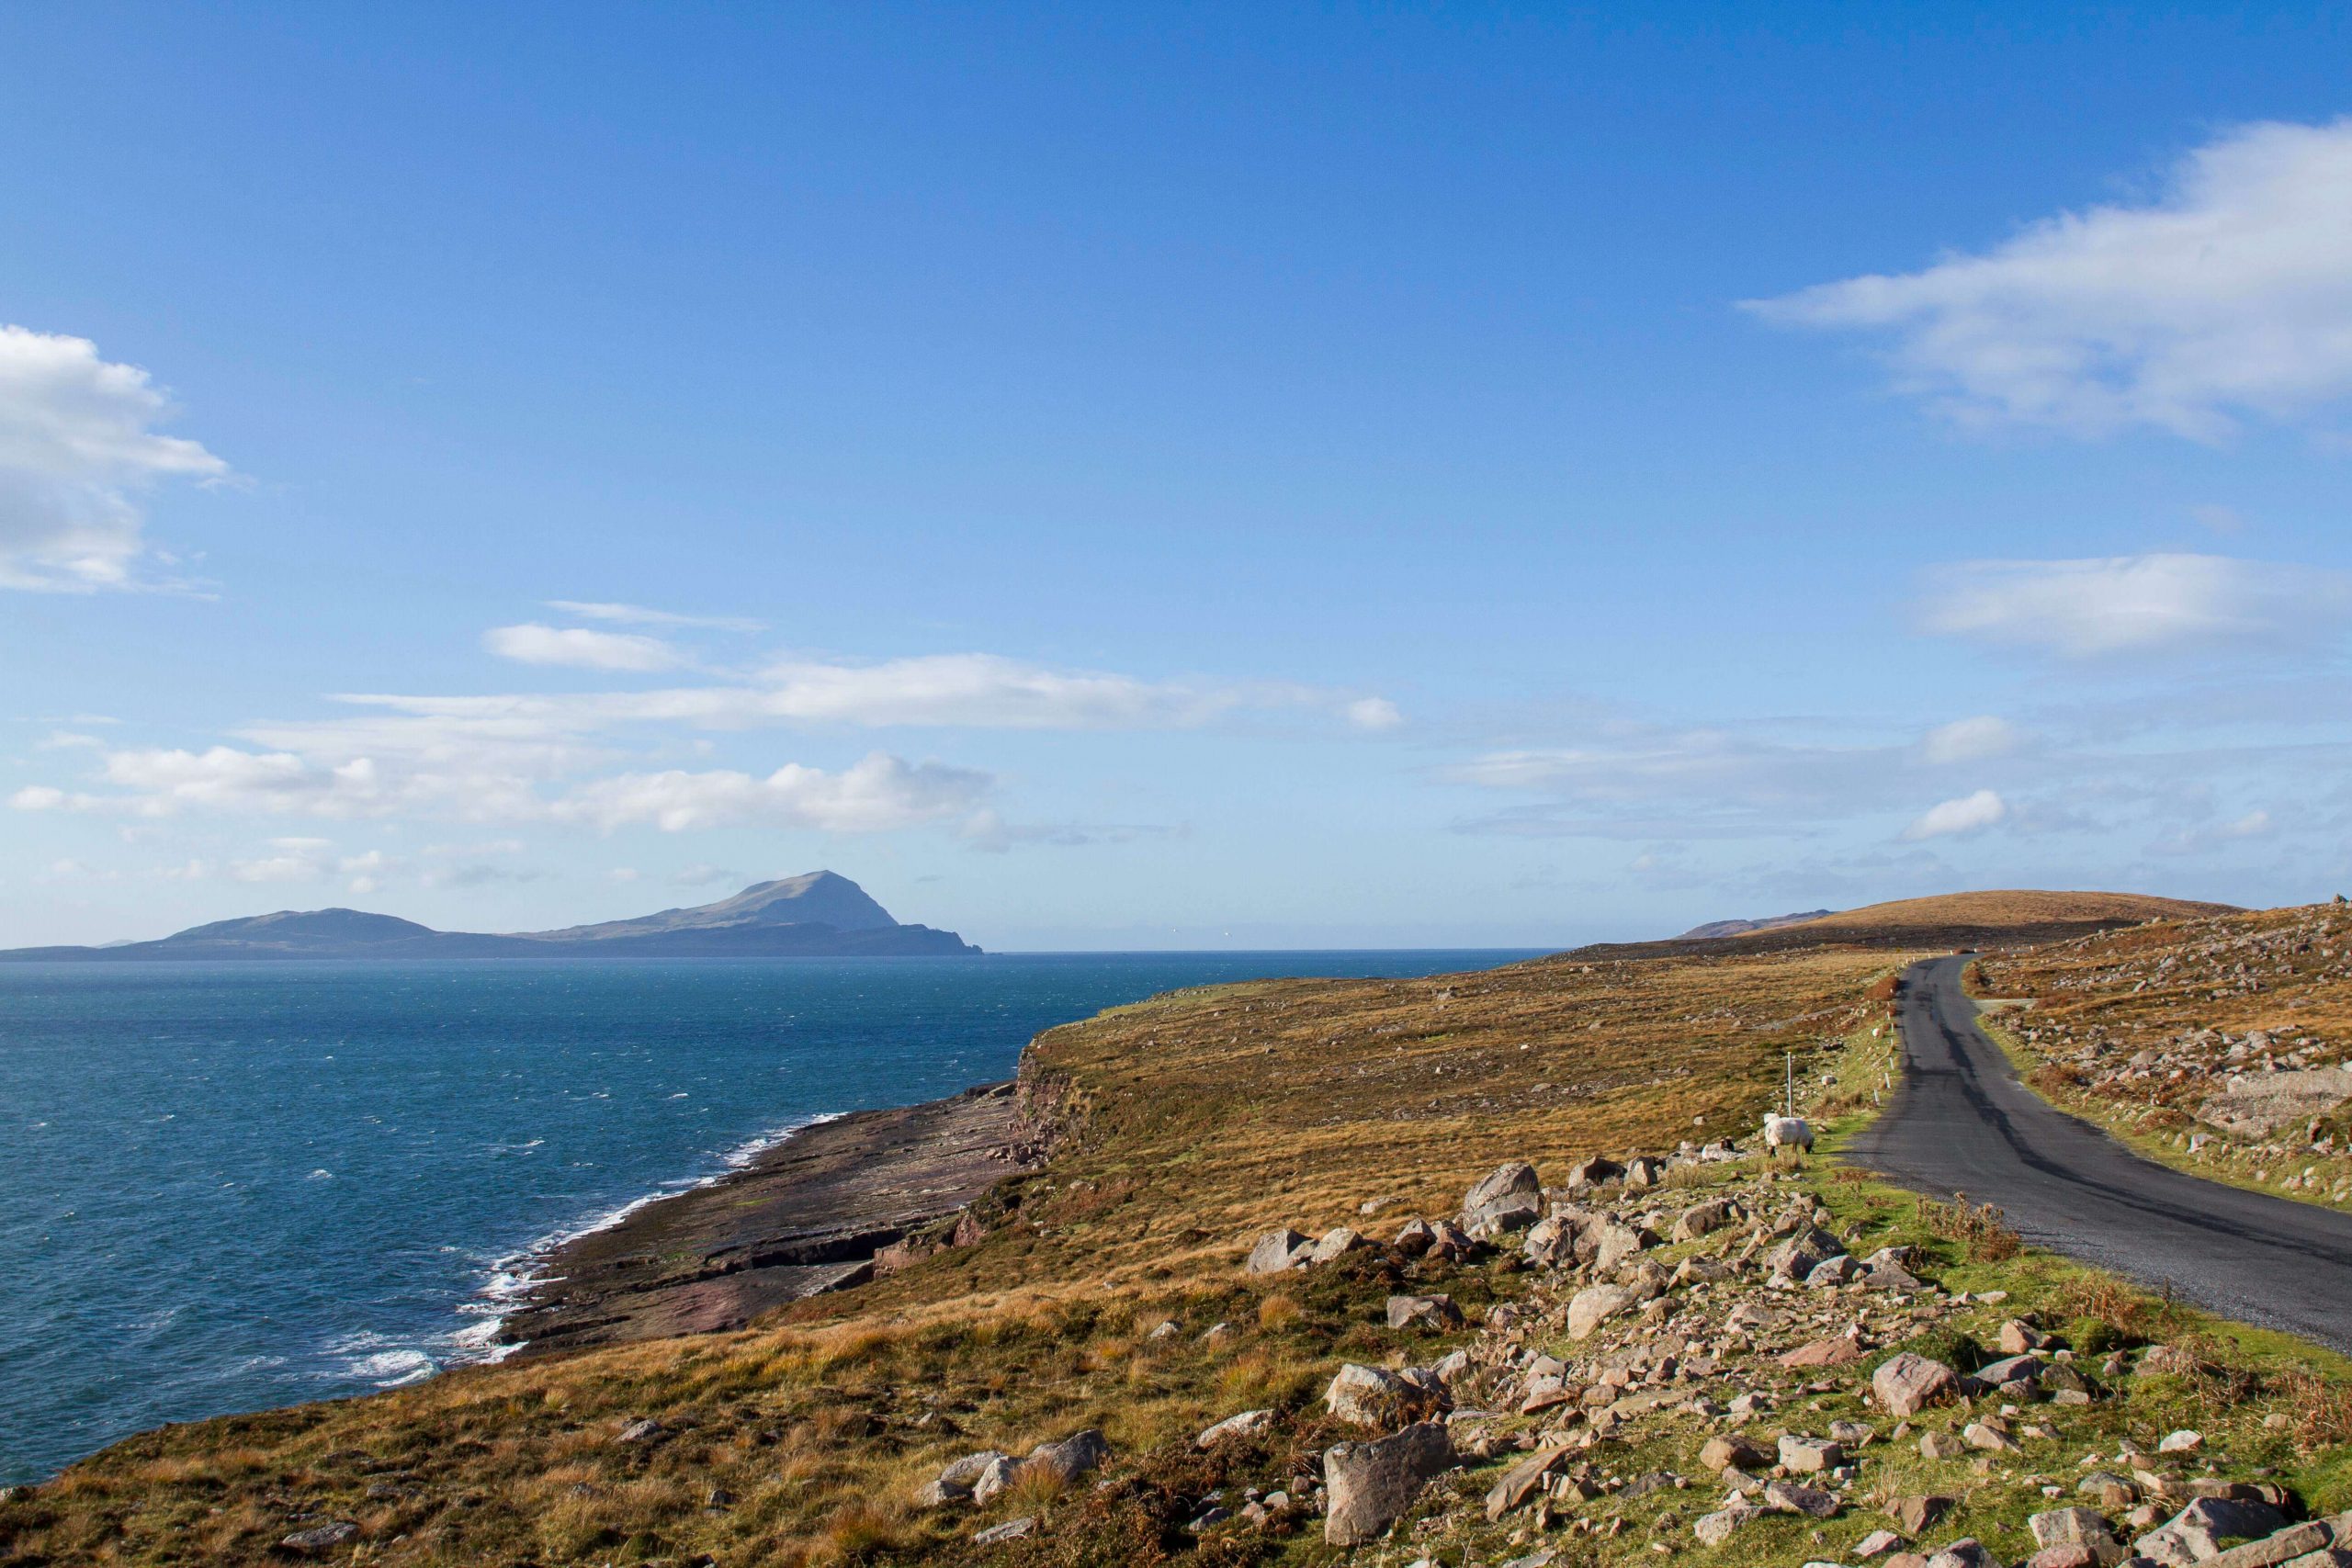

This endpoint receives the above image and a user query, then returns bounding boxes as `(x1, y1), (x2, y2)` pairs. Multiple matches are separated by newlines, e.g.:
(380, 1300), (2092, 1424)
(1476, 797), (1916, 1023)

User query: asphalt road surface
(1844, 954), (2352, 1353)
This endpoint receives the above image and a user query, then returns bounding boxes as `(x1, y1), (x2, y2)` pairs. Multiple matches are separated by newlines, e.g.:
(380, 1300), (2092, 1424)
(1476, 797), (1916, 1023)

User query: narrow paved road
(1844, 954), (2352, 1353)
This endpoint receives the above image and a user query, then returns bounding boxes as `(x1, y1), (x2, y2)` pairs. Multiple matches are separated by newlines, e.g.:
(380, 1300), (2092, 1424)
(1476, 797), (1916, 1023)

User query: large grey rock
(2029, 1506), (2124, 1563)
(973, 1516), (1036, 1544)
(1673, 1198), (1736, 1241)
(1308, 1226), (1369, 1264)
(1323, 1421), (1457, 1546)
(1778, 1434), (1843, 1473)
(2137, 1498), (2292, 1567)
(1523, 1213), (1579, 1267)
(1766, 1224), (1843, 1280)
(1694, 1499), (1761, 1546)
(1448, 1161), (1543, 1232)
(1872, 1351), (1960, 1416)
(1247, 1229), (1310, 1273)
(2203, 1522), (2337, 1568)
(1484, 1443), (1574, 1519)
(1196, 1409), (1273, 1448)
(1593, 1222), (1654, 1273)
(1024, 1429), (1110, 1483)
(1386, 1293), (1464, 1331)
(1326, 1362), (1412, 1427)
(1567, 1282), (1639, 1339)
(1922, 1541), (2003, 1568)
(280, 1523), (358, 1557)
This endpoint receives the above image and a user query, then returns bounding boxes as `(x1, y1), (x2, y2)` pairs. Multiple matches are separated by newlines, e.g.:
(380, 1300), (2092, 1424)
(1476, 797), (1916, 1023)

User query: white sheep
(1762, 1113), (1814, 1152)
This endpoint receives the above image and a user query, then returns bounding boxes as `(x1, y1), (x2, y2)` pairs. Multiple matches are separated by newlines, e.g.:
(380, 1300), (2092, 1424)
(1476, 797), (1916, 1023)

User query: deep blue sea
(0, 951), (1536, 1483)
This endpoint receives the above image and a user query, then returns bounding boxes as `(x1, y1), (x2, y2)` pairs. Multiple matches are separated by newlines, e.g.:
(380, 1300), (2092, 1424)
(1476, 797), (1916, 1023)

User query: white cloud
(1921, 715), (2019, 764)
(607, 866), (641, 883)
(1345, 696), (1405, 731)
(546, 601), (763, 633)
(552, 752), (989, 833)
(484, 623), (688, 672)
(1750, 118), (2352, 438)
(1902, 789), (2008, 840)
(1922, 553), (2352, 657)
(36, 729), (105, 750)
(0, 324), (229, 589)
(669, 863), (738, 887)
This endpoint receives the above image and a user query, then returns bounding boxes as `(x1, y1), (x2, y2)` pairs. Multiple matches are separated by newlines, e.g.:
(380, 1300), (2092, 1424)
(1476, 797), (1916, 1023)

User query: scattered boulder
(1386, 1293), (1464, 1331)
(1673, 1198), (1737, 1241)
(973, 1516), (1036, 1544)
(1873, 1351), (1961, 1416)
(2135, 1498), (2290, 1567)
(1779, 1434), (1844, 1473)
(1694, 1498), (1762, 1546)
(1764, 1480), (1840, 1518)
(1309, 1226), (1371, 1264)
(1196, 1410), (1274, 1448)
(1484, 1444), (1574, 1519)
(1024, 1429), (1110, 1483)
(1463, 1161), (1544, 1234)
(1247, 1229), (1310, 1274)
(2030, 1506), (2124, 1565)
(280, 1522), (358, 1557)
(1767, 1225), (1843, 1280)
(1782, 1334), (1866, 1370)
(1889, 1496), (1958, 1535)
(614, 1417), (664, 1444)
(1395, 1217), (1435, 1257)
(1701, 1433), (1774, 1472)
(1327, 1362), (1415, 1427)
(1323, 1422), (1457, 1546)
(1567, 1283), (1640, 1339)
(1566, 1156), (1625, 1188)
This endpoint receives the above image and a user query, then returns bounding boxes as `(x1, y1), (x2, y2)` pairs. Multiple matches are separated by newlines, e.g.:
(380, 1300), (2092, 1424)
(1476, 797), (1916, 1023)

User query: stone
(2078, 1473), (2138, 1510)
(2030, 1506), (2124, 1563)
(974, 1516), (1036, 1544)
(1464, 1161), (1544, 1233)
(1702, 1433), (1775, 1472)
(1976, 1354), (2043, 1386)
(1923, 1541), (2002, 1568)
(1427, 1219), (1477, 1260)
(1830, 1420), (1876, 1446)
(614, 1417), (664, 1444)
(1484, 1443), (1574, 1519)
(1025, 1429), (1110, 1483)
(1395, 1217), (1436, 1257)
(1327, 1362), (1414, 1427)
(1765, 1480), (1841, 1518)
(2199, 1521), (2335, 1568)
(1964, 1421), (2021, 1453)
(280, 1523), (358, 1556)
(2157, 1429), (2203, 1452)
(1566, 1156), (1625, 1187)
(1999, 1320), (2051, 1355)
(1783, 1335), (1866, 1369)
(1323, 1421), (1457, 1546)
(1197, 1409), (1274, 1448)
(2136, 1498), (2291, 1567)
(1568, 1282), (1640, 1339)
(969, 1455), (1019, 1504)
(1309, 1226), (1369, 1264)
(1856, 1530), (1904, 1559)
(1780, 1434), (1845, 1472)
(1593, 1221), (1653, 1272)
(1873, 1352), (1962, 1416)
(1675, 1198), (1737, 1241)
(1889, 1496), (1958, 1535)
(1624, 1155), (1667, 1188)
(1919, 1431), (1967, 1460)
(1695, 1499), (1762, 1546)
(1807, 1254), (1864, 1287)
(1248, 1229), (1310, 1273)
(1523, 1214), (1577, 1267)
(1768, 1224), (1844, 1280)
(1386, 1293), (1464, 1331)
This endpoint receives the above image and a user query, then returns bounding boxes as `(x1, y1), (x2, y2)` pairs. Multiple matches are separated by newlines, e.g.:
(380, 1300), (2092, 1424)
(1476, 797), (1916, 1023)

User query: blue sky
(6, 4), (2352, 949)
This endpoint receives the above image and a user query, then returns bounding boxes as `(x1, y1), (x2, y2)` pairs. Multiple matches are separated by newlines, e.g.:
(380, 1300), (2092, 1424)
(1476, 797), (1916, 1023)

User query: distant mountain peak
(1675, 908), (1834, 941)
(0, 871), (978, 962)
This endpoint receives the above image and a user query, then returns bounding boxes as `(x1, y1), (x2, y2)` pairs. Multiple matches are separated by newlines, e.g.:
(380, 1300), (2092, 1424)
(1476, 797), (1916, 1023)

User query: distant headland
(0, 870), (982, 960)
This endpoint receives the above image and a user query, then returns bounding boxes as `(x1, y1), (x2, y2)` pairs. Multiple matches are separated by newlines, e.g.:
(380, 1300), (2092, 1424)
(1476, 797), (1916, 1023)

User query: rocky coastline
(493, 1078), (1040, 1357)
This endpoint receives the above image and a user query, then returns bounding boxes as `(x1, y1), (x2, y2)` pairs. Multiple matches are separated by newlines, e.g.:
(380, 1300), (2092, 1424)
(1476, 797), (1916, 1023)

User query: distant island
(0, 870), (981, 960)
(1674, 908), (1834, 940)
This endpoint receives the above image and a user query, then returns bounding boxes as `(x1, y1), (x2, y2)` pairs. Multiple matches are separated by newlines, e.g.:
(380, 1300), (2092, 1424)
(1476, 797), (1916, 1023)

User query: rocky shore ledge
(495, 1080), (1039, 1356)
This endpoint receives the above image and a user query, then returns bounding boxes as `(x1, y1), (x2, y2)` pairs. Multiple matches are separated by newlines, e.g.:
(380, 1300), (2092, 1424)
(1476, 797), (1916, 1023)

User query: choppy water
(0, 950), (1536, 1483)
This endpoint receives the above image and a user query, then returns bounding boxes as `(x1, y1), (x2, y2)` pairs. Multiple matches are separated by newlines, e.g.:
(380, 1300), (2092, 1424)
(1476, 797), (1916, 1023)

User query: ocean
(0, 950), (1538, 1484)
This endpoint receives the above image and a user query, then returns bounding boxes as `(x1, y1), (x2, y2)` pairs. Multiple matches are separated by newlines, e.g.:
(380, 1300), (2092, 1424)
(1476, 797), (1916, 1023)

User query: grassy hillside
(4, 890), (2334, 1568)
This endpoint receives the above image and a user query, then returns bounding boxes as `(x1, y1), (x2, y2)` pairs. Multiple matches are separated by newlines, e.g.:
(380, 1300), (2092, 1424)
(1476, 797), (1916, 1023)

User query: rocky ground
(893, 986), (2352, 1568)
(1976, 903), (2352, 1213)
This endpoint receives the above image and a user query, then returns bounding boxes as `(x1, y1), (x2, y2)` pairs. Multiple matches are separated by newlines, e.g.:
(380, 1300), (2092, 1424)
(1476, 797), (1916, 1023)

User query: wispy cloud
(1749, 118), (2352, 438)
(1920, 715), (2020, 764)
(484, 623), (691, 672)
(1921, 554), (2352, 658)
(0, 324), (229, 590)
(1902, 788), (2007, 841)
(546, 601), (764, 633)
